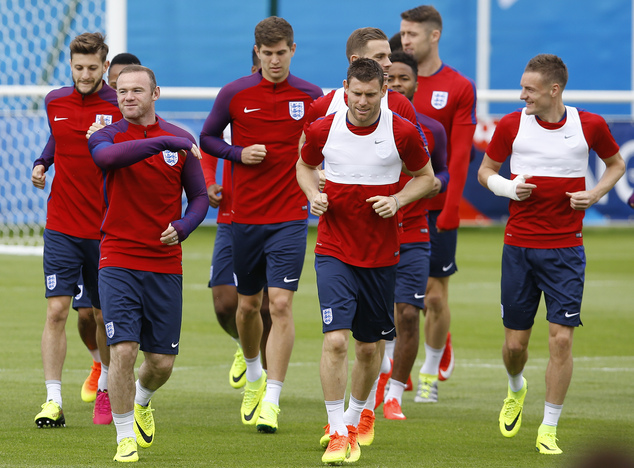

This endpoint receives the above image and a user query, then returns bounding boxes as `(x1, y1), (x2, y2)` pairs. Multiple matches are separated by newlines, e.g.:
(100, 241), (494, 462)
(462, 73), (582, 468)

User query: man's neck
(417, 55), (443, 77)
(538, 102), (566, 123)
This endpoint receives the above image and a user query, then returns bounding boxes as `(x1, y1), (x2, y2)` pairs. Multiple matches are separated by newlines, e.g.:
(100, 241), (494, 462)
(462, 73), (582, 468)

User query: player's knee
(355, 341), (379, 363)
(324, 331), (348, 356)
(504, 339), (527, 357)
(424, 292), (445, 313)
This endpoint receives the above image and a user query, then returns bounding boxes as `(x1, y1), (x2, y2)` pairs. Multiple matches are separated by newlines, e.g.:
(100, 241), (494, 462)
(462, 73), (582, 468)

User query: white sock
(89, 349), (101, 363)
(325, 399), (346, 436)
(45, 380), (62, 407)
(542, 401), (563, 427)
(380, 352), (392, 374)
(98, 364), (109, 391)
(364, 378), (378, 412)
(343, 395), (366, 428)
(385, 339), (395, 360)
(420, 342), (444, 375)
(385, 378), (407, 405)
(507, 371), (524, 393)
(245, 354), (263, 383)
(263, 380), (283, 406)
(112, 410), (135, 443)
(134, 380), (155, 407)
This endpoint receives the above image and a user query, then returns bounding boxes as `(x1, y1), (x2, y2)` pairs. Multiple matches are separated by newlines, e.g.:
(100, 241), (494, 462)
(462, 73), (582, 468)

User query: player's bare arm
(296, 157), (328, 216)
(478, 154), (536, 201)
(241, 144), (266, 165)
(31, 165), (46, 189)
(367, 160), (435, 218)
(566, 151), (625, 210)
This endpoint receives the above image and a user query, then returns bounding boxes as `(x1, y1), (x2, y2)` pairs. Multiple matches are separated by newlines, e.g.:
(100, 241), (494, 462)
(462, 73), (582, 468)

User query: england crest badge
(431, 91), (448, 110)
(322, 307), (333, 325)
(163, 150), (179, 166)
(289, 101), (305, 121)
(46, 274), (56, 290)
(95, 114), (113, 125)
(106, 321), (115, 339)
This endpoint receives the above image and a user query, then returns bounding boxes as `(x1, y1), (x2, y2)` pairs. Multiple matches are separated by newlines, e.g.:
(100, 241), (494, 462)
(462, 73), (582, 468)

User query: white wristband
(390, 194), (400, 211)
(487, 174), (526, 201)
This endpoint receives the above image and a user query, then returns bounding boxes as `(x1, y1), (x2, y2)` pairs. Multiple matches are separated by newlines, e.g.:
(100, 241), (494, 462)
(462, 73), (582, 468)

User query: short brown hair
(254, 16), (294, 48)
(69, 32), (109, 63)
(525, 54), (568, 90)
(345, 27), (388, 62)
(401, 5), (443, 32)
(347, 58), (384, 88)
(117, 65), (157, 92)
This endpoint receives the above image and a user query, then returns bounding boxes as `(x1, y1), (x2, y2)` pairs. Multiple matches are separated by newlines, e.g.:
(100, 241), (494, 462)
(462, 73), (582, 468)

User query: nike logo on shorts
(283, 277), (299, 283)
(442, 263), (454, 272)
(564, 312), (580, 318)
(414, 293), (425, 299)
(381, 328), (395, 335)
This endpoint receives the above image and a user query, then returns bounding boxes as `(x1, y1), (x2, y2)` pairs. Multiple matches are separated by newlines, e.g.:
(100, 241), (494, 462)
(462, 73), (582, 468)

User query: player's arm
(32, 134), (56, 189)
(478, 154), (536, 201)
(297, 122), (328, 216)
(565, 152), (625, 210)
(200, 149), (223, 208)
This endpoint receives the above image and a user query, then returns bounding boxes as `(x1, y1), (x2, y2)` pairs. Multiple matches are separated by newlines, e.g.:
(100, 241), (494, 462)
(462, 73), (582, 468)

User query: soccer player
(383, 50), (449, 419)
(303, 27), (424, 445)
(200, 48), (272, 389)
(297, 58), (434, 465)
(107, 52), (141, 89)
(400, 5), (478, 393)
(478, 53), (625, 455)
(31, 32), (121, 429)
(89, 65), (208, 462)
(200, 17), (322, 433)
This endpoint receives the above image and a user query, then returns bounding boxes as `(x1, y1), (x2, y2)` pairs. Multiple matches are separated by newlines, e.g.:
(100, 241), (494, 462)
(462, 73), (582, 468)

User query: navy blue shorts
(315, 255), (396, 343)
(208, 223), (237, 288)
(72, 269), (93, 310)
(394, 242), (430, 308)
(232, 220), (307, 296)
(43, 229), (100, 309)
(428, 210), (458, 277)
(99, 267), (183, 354)
(501, 245), (586, 330)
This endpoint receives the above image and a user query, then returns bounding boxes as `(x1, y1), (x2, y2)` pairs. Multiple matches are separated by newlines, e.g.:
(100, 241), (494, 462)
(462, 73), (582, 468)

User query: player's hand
(241, 144), (266, 165)
(86, 116), (106, 139)
(367, 195), (398, 218)
(310, 193), (329, 217)
(160, 223), (179, 245)
(515, 175), (537, 201)
(180, 144), (202, 160)
(565, 190), (597, 211)
(423, 177), (442, 198)
(207, 183), (223, 208)
(318, 169), (326, 192)
(31, 165), (46, 189)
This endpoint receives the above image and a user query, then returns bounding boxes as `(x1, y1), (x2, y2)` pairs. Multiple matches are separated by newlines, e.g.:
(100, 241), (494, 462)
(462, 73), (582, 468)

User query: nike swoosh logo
(244, 107), (261, 114)
(171, 342), (179, 348)
(564, 312), (580, 318)
(539, 442), (558, 451)
(54, 116), (68, 121)
(232, 369), (246, 383)
(283, 277), (299, 283)
(375, 140), (386, 144)
(414, 293), (425, 299)
(504, 409), (521, 432)
(564, 134), (574, 139)
(381, 328), (395, 335)
(120, 450), (138, 459)
(135, 420), (153, 445)
(243, 402), (259, 422)
(442, 263), (454, 272)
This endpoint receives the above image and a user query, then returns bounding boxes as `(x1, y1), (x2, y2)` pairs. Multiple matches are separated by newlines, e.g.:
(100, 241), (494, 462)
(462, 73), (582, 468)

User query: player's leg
(74, 271), (101, 402)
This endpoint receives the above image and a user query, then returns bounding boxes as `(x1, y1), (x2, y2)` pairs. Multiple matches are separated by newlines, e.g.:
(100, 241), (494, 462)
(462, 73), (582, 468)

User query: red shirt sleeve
(301, 115), (333, 166)
(200, 150), (218, 188)
(485, 111), (521, 162)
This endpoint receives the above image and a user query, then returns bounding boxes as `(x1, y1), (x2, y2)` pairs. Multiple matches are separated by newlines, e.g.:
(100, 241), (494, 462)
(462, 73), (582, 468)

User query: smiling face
(256, 40), (296, 83)
(116, 70), (159, 126)
(71, 53), (108, 95)
(519, 71), (556, 117)
(344, 76), (386, 127)
(387, 61), (418, 101)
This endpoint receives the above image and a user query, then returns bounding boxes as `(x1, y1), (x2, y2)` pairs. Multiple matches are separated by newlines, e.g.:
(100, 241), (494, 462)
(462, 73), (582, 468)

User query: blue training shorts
(99, 267), (183, 354)
(394, 242), (431, 308)
(43, 229), (100, 309)
(72, 268), (92, 310)
(315, 254), (397, 343)
(428, 210), (458, 277)
(501, 244), (586, 330)
(208, 223), (237, 288)
(231, 220), (307, 296)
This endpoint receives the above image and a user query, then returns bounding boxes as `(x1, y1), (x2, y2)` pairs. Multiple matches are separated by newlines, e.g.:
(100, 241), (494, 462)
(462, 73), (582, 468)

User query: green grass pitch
(1, 225), (633, 467)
